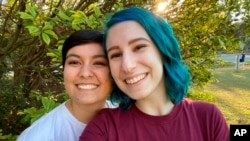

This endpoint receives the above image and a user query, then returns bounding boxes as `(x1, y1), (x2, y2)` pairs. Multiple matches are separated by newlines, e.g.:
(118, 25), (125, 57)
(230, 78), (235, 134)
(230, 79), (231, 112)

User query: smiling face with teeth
(63, 43), (112, 105)
(106, 21), (166, 101)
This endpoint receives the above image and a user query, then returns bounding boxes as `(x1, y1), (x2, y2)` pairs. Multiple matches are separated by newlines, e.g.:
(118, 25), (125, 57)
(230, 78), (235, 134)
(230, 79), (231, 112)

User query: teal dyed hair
(104, 7), (190, 110)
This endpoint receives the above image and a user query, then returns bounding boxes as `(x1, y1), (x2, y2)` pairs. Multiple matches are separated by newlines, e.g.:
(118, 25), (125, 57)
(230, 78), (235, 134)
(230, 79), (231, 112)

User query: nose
(122, 52), (136, 73)
(79, 64), (93, 78)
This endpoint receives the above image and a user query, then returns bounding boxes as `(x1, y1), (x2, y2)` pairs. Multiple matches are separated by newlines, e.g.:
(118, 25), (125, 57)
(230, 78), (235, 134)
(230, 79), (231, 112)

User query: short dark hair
(62, 29), (103, 68)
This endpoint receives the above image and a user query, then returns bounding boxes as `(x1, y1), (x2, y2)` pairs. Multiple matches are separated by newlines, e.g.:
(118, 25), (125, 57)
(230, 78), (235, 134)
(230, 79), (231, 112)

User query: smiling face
(106, 21), (166, 101)
(63, 43), (112, 105)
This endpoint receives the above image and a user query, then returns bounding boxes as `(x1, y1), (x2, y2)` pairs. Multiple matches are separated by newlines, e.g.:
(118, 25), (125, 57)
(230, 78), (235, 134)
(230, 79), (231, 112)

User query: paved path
(220, 54), (250, 62)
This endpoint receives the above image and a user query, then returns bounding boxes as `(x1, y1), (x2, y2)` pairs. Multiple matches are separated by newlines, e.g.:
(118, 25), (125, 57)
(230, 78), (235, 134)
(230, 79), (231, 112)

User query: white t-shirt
(17, 101), (117, 141)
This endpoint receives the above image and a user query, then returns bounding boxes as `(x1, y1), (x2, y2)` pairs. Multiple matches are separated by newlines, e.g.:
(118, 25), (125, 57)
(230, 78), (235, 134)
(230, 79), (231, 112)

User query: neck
(66, 99), (107, 123)
(135, 96), (174, 116)
(135, 77), (174, 116)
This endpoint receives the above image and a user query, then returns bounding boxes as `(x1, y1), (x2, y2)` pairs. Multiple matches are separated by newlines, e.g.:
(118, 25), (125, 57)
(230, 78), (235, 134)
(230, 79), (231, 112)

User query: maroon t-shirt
(80, 98), (229, 141)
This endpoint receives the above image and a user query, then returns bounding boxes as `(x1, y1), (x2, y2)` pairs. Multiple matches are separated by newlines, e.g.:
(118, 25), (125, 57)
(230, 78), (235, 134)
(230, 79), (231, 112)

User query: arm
(211, 105), (230, 141)
(193, 100), (230, 141)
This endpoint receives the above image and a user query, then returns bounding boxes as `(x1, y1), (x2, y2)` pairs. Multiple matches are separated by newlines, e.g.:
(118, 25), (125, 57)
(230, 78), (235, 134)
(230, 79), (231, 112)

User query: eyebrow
(107, 37), (151, 54)
(128, 37), (150, 45)
(66, 54), (107, 60)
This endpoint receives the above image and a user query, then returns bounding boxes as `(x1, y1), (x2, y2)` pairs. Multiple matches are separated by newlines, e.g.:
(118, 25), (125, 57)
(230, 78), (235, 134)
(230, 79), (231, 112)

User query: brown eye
(134, 44), (147, 51)
(94, 61), (107, 66)
(67, 60), (81, 66)
(109, 53), (122, 59)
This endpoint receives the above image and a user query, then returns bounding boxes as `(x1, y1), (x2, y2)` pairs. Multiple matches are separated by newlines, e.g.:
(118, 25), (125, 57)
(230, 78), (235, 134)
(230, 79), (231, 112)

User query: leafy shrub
(0, 86), (66, 139)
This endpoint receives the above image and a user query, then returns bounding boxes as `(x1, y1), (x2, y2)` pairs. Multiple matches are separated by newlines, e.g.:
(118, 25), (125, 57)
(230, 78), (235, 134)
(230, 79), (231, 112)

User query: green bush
(187, 87), (216, 102)
(0, 85), (66, 139)
(17, 95), (62, 125)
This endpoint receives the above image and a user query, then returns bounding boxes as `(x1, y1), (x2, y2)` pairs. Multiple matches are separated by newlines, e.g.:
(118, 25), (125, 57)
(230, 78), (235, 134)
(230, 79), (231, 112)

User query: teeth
(78, 84), (97, 89)
(126, 74), (146, 84)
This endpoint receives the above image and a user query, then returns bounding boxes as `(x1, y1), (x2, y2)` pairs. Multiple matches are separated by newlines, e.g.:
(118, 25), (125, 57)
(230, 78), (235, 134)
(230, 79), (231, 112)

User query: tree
(230, 0), (250, 53)
(154, 0), (244, 87)
(0, 0), (150, 137)
(0, 0), (249, 138)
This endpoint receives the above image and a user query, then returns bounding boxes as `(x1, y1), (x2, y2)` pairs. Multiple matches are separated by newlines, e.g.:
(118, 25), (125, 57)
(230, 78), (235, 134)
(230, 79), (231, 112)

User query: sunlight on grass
(204, 67), (250, 125)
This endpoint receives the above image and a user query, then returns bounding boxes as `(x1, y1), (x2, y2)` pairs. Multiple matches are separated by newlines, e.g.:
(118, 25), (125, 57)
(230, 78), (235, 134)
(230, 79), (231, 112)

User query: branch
(0, 0), (19, 55)
(1, 0), (26, 58)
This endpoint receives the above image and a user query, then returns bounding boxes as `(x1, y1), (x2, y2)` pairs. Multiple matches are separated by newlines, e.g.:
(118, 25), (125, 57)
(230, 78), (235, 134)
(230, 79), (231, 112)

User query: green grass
(203, 66), (250, 125)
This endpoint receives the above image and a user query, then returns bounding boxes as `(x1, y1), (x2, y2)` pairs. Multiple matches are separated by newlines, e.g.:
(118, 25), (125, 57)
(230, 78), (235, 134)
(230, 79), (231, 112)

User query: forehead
(106, 21), (151, 46)
(67, 43), (105, 55)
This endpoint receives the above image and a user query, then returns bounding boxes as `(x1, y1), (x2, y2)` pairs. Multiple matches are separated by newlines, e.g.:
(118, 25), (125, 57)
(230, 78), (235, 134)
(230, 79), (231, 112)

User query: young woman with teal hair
(104, 6), (190, 110)
(80, 7), (229, 141)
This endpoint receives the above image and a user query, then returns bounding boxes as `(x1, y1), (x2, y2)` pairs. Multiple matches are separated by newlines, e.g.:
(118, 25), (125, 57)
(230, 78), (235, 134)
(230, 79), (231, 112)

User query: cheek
(63, 68), (77, 81)
(109, 63), (119, 77)
(96, 68), (112, 81)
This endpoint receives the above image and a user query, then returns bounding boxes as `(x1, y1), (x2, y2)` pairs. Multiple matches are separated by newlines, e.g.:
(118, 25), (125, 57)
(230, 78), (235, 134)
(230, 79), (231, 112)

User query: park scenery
(204, 59), (250, 125)
(0, 0), (250, 140)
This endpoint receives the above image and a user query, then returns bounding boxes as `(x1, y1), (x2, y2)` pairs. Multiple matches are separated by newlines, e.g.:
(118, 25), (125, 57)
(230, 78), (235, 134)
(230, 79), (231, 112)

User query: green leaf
(41, 97), (50, 110)
(41, 97), (57, 112)
(19, 12), (34, 20)
(42, 33), (50, 45)
(78, 11), (88, 19)
(17, 111), (25, 115)
(218, 38), (225, 47)
(47, 48), (61, 58)
(30, 112), (44, 123)
(26, 4), (37, 18)
(72, 18), (85, 29)
(20, 114), (31, 124)
(46, 52), (57, 58)
(71, 11), (86, 19)
(86, 16), (94, 28)
(72, 18), (84, 25)
(93, 7), (101, 17)
(26, 25), (40, 36)
(44, 30), (58, 40)
(57, 11), (71, 21)
(43, 22), (53, 30)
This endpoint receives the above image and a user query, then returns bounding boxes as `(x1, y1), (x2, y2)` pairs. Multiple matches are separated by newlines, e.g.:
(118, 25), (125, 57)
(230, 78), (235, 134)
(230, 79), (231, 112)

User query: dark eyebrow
(66, 54), (107, 60)
(107, 37), (151, 54)
(93, 54), (107, 59)
(66, 54), (80, 60)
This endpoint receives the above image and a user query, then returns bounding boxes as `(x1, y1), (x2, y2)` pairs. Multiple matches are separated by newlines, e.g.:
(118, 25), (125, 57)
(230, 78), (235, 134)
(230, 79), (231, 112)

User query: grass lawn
(203, 64), (250, 125)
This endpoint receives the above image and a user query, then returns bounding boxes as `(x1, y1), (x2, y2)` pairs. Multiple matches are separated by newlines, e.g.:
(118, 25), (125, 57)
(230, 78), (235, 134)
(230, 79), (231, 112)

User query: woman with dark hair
(80, 7), (229, 141)
(18, 29), (116, 141)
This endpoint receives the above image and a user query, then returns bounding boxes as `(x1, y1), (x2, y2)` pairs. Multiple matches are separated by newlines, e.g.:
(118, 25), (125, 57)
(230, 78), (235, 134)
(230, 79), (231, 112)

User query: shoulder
(179, 98), (227, 124)
(181, 98), (219, 112)
(181, 99), (229, 140)
(17, 103), (67, 141)
(181, 98), (227, 126)
(88, 107), (125, 127)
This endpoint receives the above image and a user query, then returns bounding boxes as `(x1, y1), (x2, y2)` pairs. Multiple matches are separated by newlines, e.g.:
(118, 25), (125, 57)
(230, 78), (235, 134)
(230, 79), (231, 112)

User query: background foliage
(0, 0), (249, 140)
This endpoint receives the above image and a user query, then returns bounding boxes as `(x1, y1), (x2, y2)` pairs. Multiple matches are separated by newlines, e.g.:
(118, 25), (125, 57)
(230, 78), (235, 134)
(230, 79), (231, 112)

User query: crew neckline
(130, 101), (183, 125)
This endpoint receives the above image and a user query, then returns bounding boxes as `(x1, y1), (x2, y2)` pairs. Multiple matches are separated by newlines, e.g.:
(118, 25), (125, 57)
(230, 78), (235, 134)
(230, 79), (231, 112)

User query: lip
(124, 73), (147, 85)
